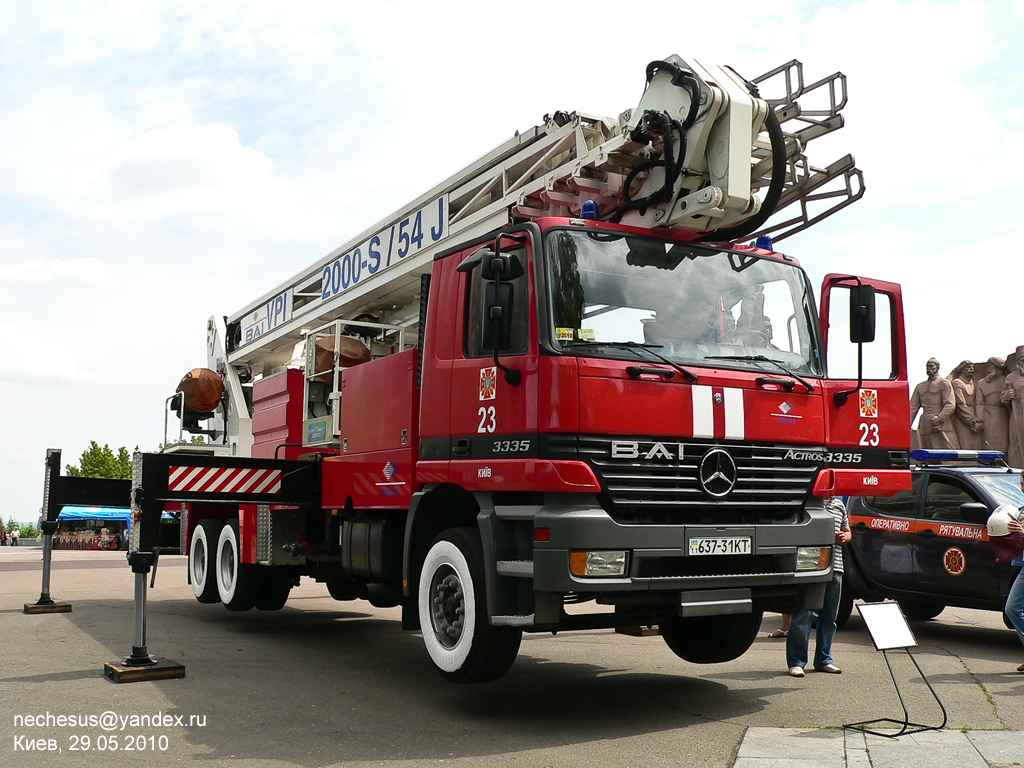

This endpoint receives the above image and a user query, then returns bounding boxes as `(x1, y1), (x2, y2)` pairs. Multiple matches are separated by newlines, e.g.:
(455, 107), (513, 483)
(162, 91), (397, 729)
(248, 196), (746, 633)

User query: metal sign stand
(844, 602), (947, 738)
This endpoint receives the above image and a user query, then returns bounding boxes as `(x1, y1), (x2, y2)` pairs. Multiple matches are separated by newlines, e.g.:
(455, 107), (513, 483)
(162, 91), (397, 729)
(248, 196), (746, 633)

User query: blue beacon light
(755, 234), (773, 250)
(581, 200), (600, 220)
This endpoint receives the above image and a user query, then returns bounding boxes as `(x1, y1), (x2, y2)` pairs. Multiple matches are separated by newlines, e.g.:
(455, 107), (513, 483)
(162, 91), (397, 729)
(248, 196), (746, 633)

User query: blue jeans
(787, 572), (842, 669)
(1006, 567), (1024, 649)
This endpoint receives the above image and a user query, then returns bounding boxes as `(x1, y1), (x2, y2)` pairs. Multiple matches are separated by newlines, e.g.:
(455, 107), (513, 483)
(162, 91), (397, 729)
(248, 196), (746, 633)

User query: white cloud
(0, 256), (106, 286)
(81, 124), (276, 220)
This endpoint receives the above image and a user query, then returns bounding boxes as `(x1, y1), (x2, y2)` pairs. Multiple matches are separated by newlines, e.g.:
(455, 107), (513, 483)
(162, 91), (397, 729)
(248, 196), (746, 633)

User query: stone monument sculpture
(950, 360), (983, 450)
(1000, 346), (1024, 469)
(975, 357), (1010, 455)
(910, 357), (958, 450)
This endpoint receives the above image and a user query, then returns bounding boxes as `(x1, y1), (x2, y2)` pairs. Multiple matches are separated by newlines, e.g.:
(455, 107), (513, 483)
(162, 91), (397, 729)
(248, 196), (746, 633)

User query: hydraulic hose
(697, 103), (786, 243)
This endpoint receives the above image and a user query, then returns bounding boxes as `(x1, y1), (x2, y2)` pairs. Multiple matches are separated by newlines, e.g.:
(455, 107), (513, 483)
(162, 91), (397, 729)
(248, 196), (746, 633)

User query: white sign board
(856, 602), (918, 651)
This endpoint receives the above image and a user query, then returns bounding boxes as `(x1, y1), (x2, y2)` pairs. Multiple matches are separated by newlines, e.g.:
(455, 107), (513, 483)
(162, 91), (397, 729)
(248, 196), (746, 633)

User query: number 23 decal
(859, 422), (880, 446)
(477, 406), (496, 434)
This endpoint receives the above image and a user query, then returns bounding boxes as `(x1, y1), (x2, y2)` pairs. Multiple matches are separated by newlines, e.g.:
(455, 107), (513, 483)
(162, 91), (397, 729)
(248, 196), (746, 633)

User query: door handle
(453, 438), (471, 457)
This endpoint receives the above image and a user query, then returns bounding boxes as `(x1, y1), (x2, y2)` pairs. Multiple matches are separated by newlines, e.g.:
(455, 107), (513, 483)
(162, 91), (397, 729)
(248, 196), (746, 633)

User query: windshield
(545, 229), (823, 375)
(972, 471), (1024, 508)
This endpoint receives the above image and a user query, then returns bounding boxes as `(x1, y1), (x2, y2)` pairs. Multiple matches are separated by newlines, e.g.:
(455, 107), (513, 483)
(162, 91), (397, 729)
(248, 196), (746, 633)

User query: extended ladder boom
(220, 55), (862, 379)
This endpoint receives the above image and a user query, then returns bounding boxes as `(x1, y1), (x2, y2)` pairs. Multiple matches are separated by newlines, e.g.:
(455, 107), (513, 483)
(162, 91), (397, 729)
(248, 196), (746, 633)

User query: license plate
(688, 537), (751, 556)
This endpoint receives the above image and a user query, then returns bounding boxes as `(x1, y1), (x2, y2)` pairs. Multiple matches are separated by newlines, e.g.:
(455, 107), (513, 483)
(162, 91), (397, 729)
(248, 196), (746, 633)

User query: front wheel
(659, 610), (763, 664)
(418, 528), (522, 683)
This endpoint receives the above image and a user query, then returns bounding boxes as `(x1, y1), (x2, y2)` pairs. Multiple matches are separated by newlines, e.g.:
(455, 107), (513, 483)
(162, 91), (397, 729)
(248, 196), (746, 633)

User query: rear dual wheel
(189, 519), (223, 604)
(216, 519), (258, 611)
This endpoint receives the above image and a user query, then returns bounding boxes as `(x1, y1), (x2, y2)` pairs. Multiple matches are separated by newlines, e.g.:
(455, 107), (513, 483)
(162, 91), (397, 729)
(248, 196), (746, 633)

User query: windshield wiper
(704, 354), (815, 392)
(564, 340), (699, 383)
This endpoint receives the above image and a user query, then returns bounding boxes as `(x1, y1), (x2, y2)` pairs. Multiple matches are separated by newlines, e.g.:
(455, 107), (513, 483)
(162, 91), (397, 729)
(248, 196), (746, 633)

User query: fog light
(569, 550), (628, 577)
(796, 546), (831, 571)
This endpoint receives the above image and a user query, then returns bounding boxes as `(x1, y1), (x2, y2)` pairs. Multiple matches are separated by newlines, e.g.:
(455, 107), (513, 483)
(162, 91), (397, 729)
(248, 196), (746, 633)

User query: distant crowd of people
(0, 521), (21, 545)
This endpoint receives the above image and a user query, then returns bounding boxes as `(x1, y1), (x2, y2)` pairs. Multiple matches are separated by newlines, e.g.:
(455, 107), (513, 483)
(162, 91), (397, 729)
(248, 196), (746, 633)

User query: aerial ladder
(192, 55), (864, 457)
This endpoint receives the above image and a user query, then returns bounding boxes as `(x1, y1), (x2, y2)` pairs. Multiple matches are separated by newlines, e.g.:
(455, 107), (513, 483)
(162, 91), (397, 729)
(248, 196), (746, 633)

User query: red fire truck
(77, 56), (914, 682)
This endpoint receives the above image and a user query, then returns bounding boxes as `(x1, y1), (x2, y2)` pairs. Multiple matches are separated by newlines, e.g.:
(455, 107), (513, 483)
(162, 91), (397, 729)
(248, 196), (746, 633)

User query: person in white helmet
(989, 473), (1024, 672)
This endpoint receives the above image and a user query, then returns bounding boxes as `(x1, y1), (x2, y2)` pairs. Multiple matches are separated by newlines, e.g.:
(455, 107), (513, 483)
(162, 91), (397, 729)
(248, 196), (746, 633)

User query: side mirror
(482, 283), (514, 350)
(481, 253), (525, 281)
(959, 502), (990, 525)
(849, 284), (876, 343)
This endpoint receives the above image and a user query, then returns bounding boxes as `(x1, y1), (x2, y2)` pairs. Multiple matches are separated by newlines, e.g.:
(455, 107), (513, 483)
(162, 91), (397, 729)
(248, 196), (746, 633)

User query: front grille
(545, 434), (821, 524)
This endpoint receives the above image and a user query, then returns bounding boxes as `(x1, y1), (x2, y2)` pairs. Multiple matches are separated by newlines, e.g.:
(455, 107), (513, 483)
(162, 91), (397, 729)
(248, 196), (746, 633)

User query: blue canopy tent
(55, 507), (178, 551)
(57, 507), (175, 521)
(58, 506), (131, 521)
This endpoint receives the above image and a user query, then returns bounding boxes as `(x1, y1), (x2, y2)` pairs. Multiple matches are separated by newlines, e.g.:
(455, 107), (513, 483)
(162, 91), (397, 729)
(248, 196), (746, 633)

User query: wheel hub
(430, 568), (465, 648)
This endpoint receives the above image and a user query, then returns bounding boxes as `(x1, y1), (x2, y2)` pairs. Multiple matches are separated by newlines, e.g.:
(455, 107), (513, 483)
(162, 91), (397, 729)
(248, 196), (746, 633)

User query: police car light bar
(910, 449), (1006, 462)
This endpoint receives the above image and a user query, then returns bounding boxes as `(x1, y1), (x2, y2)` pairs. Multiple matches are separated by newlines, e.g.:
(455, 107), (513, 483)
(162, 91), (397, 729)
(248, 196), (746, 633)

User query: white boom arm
(219, 55), (862, 381)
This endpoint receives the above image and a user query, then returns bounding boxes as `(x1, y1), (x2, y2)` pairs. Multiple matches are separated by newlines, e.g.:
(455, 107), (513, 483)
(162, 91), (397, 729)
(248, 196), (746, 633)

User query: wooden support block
(24, 602), (73, 614)
(615, 626), (661, 637)
(103, 658), (186, 683)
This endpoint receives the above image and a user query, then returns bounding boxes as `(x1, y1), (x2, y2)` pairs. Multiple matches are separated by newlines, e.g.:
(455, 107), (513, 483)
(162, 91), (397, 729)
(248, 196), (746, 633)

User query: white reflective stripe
(251, 471), (281, 494)
(724, 388), (745, 440)
(170, 465), (204, 491)
(191, 467), (220, 492)
(204, 469), (234, 493)
(236, 471), (265, 494)
(168, 465), (191, 486)
(221, 469), (252, 493)
(692, 385), (714, 439)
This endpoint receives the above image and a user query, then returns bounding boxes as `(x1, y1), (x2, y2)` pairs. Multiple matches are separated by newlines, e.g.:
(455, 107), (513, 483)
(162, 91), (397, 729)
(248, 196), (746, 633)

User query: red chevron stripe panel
(168, 466), (282, 495)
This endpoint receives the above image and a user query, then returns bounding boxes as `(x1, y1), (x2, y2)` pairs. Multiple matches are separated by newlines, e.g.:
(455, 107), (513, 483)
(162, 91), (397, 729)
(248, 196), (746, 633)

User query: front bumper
(530, 498), (834, 596)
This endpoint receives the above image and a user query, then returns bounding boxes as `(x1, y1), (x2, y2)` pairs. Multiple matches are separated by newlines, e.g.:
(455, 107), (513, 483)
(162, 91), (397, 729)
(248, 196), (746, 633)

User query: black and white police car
(838, 450), (1023, 629)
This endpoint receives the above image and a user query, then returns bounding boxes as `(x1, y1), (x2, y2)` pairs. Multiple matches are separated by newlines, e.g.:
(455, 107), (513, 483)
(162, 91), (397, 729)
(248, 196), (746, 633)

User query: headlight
(569, 550), (628, 577)
(796, 546), (831, 571)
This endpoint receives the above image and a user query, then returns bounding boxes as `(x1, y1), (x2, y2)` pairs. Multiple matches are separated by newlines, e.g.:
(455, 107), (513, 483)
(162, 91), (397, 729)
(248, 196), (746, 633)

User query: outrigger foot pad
(103, 658), (186, 683)
(24, 601), (72, 614)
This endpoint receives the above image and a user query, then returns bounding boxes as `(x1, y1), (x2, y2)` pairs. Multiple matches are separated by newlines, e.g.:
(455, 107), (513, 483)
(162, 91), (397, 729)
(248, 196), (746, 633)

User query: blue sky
(1, 0), (1022, 520)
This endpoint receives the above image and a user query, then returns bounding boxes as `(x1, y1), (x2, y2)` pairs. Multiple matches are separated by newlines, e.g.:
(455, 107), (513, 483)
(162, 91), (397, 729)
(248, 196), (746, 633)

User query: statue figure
(1000, 347), (1024, 468)
(975, 357), (1010, 454)
(910, 357), (959, 450)
(950, 360), (983, 450)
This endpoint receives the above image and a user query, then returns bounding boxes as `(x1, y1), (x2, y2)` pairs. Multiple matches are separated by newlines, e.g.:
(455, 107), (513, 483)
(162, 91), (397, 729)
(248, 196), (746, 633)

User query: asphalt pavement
(2, 542), (1022, 768)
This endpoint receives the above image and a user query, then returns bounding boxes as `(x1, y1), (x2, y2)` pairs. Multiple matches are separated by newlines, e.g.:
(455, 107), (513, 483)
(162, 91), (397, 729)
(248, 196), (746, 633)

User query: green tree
(65, 441), (135, 480)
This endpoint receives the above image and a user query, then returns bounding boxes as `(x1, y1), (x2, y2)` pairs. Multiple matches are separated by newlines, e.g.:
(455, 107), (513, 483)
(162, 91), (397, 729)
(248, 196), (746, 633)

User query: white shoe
(815, 663), (842, 674)
(788, 666), (805, 677)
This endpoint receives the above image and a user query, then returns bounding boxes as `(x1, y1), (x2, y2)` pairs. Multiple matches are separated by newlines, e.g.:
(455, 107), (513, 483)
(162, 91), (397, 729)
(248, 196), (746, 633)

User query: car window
(923, 476), (976, 522)
(971, 471), (1024, 508)
(865, 473), (921, 516)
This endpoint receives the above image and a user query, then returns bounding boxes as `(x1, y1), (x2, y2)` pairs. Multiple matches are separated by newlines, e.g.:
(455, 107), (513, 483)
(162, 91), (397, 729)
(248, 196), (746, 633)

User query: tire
(215, 519), (257, 611)
(418, 528), (522, 683)
(835, 578), (854, 630)
(1004, 611), (1016, 631)
(897, 600), (944, 621)
(254, 570), (292, 611)
(189, 519), (223, 604)
(659, 610), (763, 664)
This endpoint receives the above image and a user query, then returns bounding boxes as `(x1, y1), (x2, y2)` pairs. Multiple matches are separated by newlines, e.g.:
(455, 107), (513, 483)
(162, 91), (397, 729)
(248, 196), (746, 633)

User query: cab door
(819, 275), (911, 497)
(913, 471), (998, 602)
(448, 231), (540, 485)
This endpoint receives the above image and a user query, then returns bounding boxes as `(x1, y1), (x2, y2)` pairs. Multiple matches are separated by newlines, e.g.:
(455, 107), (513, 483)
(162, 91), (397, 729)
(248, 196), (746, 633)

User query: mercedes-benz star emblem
(699, 448), (738, 498)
